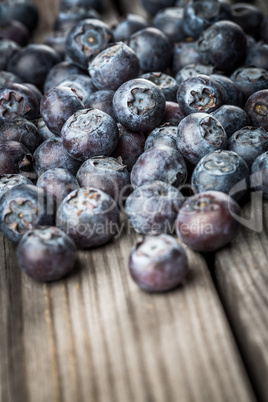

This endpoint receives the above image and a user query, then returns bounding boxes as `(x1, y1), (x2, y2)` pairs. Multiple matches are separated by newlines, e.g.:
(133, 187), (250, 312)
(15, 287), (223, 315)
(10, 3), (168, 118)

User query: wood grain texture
(0, 218), (256, 402)
(0, 0), (265, 401)
(214, 201), (268, 402)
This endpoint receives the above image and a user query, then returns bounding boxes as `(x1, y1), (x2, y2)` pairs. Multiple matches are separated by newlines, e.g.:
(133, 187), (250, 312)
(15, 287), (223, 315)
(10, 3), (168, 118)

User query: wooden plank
(0, 218), (256, 402)
(214, 200), (268, 402)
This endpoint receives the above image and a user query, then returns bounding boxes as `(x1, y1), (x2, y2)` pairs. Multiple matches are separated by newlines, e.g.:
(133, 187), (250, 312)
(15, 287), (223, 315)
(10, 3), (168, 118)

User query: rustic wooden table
(0, 1), (268, 402)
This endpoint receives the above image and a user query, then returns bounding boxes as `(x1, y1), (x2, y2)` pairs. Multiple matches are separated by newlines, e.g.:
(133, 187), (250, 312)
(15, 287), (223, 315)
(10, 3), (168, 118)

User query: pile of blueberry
(0, 0), (268, 292)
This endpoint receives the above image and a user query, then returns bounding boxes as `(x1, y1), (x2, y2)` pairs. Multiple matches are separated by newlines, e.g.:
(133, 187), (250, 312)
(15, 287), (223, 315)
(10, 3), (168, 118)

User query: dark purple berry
(0, 141), (32, 175)
(140, 72), (178, 102)
(0, 174), (32, 198)
(36, 168), (80, 208)
(7, 44), (60, 89)
(65, 19), (114, 70)
(113, 78), (166, 132)
(33, 138), (81, 177)
(230, 67), (268, 100)
(251, 152), (268, 199)
(89, 42), (140, 91)
(244, 90), (268, 131)
(176, 75), (223, 116)
(145, 124), (178, 151)
(197, 21), (247, 72)
(129, 27), (172, 73)
(113, 13), (148, 42)
(126, 180), (184, 235)
(17, 227), (76, 281)
(0, 118), (41, 153)
(0, 83), (39, 123)
(61, 108), (119, 161)
(191, 150), (250, 201)
(56, 187), (120, 248)
(44, 61), (86, 93)
(176, 191), (241, 252)
(40, 86), (84, 135)
(177, 112), (227, 164)
(0, 184), (55, 242)
(76, 156), (130, 201)
(88, 90), (116, 120)
(129, 234), (188, 292)
(211, 105), (250, 138)
(111, 124), (145, 171)
(131, 146), (187, 188)
(228, 127), (268, 167)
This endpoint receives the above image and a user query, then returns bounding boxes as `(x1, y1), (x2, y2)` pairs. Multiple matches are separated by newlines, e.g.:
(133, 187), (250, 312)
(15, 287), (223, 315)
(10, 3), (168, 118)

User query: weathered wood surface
(0, 219), (256, 402)
(214, 202), (268, 402)
(0, 0), (268, 402)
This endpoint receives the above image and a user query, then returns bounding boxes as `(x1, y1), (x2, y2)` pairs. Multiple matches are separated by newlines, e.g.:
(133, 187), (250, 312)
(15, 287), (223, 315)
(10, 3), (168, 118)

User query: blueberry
(145, 124), (178, 151)
(175, 64), (215, 85)
(60, 0), (102, 13)
(113, 78), (166, 132)
(153, 7), (185, 43)
(176, 191), (241, 252)
(0, 20), (29, 47)
(40, 86), (84, 135)
(0, 184), (55, 242)
(230, 67), (268, 100)
(33, 137), (81, 177)
(244, 90), (268, 131)
(211, 105), (250, 138)
(0, 174), (32, 199)
(126, 180), (184, 235)
(0, 83), (39, 123)
(128, 234), (188, 292)
(0, 141), (33, 175)
(61, 108), (119, 161)
(89, 42), (140, 91)
(182, 0), (231, 39)
(231, 3), (264, 39)
(0, 39), (21, 71)
(111, 124), (145, 171)
(17, 227), (76, 282)
(177, 113), (227, 164)
(228, 127), (268, 167)
(261, 16), (268, 42)
(210, 74), (244, 108)
(129, 27), (172, 73)
(88, 90), (116, 120)
(0, 0), (39, 33)
(7, 44), (60, 90)
(176, 75), (223, 116)
(65, 19), (114, 70)
(76, 156), (130, 202)
(245, 44), (268, 70)
(0, 71), (22, 88)
(36, 168), (80, 208)
(197, 21), (247, 72)
(251, 152), (268, 199)
(161, 101), (186, 126)
(0, 118), (41, 153)
(131, 145), (187, 188)
(59, 74), (96, 105)
(34, 117), (56, 142)
(172, 40), (201, 75)
(54, 5), (101, 31)
(44, 61), (86, 93)
(191, 150), (250, 201)
(112, 13), (148, 42)
(140, 72), (178, 102)
(140, 0), (177, 15)
(56, 187), (120, 248)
